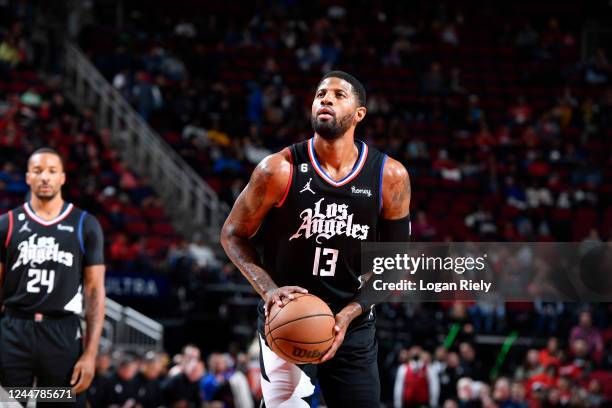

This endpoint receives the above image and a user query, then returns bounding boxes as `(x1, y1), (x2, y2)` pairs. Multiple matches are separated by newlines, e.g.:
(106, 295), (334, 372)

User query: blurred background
(0, 0), (611, 406)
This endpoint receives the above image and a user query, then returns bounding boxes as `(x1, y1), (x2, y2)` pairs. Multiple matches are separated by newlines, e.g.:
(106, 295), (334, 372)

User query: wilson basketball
(265, 293), (336, 364)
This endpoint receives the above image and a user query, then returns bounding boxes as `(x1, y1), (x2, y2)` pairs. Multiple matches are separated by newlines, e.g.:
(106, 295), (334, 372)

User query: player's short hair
(318, 70), (367, 107)
(28, 147), (64, 170)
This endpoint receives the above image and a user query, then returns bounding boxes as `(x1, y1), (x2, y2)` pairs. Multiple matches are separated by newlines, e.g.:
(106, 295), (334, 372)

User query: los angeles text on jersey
(289, 197), (370, 244)
(12, 233), (74, 270)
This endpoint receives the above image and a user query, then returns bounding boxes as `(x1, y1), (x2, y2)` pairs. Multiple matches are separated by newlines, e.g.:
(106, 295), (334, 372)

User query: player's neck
(313, 133), (358, 172)
(29, 195), (65, 221)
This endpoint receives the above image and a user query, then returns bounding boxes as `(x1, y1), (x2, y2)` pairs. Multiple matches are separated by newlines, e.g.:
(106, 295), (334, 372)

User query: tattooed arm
(221, 149), (307, 313)
(380, 157), (411, 220)
(321, 157), (411, 362)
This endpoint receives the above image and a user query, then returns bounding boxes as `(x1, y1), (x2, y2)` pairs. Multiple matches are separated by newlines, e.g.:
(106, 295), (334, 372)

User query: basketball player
(221, 71), (411, 407)
(0, 148), (106, 406)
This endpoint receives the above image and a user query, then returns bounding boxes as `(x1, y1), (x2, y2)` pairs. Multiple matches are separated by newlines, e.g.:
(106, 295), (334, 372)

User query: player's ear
(60, 171), (66, 186)
(355, 106), (367, 123)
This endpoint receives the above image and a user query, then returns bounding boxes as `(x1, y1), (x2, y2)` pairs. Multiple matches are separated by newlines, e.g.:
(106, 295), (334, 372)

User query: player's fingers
(70, 364), (81, 386)
(287, 286), (308, 293)
(320, 343), (338, 362)
(73, 370), (92, 394)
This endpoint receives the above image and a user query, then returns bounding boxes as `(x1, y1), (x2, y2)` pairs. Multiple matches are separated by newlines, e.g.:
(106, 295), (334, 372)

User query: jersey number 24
(26, 268), (55, 294)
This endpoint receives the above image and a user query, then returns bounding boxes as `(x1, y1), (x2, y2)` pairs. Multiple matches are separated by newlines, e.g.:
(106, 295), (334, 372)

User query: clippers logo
(12, 234), (74, 270)
(289, 198), (370, 243)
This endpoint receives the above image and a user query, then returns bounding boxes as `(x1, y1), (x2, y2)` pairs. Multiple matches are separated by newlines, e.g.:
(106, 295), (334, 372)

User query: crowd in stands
(88, 343), (260, 408)
(392, 309), (611, 408)
(81, 1), (612, 243)
(1, 1), (611, 406)
(88, 307), (611, 407)
(0, 4), (239, 289)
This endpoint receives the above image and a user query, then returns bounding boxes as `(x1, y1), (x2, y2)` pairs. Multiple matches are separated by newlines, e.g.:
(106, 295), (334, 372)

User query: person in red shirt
(539, 337), (561, 368)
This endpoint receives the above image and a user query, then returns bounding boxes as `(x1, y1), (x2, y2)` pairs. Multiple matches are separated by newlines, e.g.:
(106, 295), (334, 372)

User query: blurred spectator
(188, 234), (221, 274)
(569, 311), (604, 359)
(538, 338), (561, 369)
(200, 353), (234, 404)
(459, 343), (485, 382)
(88, 348), (112, 408)
(168, 344), (201, 377)
(394, 347), (437, 408)
(534, 302), (564, 335)
(98, 353), (141, 407)
(421, 62), (446, 96)
(585, 48), (611, 85)
(163, 358), (205, 408)
(514, 349), (544, 382)
(132, 71), (163, 121)
(508, 96), (533, 126)
(135, 351), (165, 408)
(510, 382), (528, 408)
(439, 352), (463, 403)
(411, 210), (437, 241)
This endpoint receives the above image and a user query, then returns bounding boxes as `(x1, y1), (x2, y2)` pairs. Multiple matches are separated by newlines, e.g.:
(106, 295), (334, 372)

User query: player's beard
(34, 186), (58, 201)
(311, 111), (354, 141)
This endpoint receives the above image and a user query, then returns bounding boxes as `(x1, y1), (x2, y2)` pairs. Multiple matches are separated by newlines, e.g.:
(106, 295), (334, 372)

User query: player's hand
(264, 286), (308, 317)
(318, 312), (351, 363)
(70, 353), (96, 394)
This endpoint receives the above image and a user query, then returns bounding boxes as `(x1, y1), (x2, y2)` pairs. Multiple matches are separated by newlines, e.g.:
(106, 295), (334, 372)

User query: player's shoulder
(70, 205), (102, 228)
(0, 204), (24, 222)
(253, 148), (292, 183)
(382, 156), (409, 185)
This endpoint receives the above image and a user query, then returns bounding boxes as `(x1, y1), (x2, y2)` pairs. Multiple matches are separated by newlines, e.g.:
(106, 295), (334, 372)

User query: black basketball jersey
(262, 138), (387, 312)
(0, 202), (104, 316)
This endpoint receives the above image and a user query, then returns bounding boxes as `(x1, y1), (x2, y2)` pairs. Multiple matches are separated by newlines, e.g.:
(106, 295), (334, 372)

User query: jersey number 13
(312, 247), (338, 277)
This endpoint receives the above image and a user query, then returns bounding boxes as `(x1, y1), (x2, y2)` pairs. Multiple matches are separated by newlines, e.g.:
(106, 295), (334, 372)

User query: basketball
(265, 293), (336, 364)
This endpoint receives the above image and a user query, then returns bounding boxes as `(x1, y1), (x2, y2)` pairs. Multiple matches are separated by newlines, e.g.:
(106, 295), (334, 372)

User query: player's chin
(35, 191), (57, 199)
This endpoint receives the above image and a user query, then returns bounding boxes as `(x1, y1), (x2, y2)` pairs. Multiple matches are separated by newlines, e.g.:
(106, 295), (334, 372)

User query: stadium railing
(62, 42), (229, 241)
(101, 297), (164, 354)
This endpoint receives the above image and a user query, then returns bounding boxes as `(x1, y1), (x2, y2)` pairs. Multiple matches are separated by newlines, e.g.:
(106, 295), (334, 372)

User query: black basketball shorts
(0, 312), (85, 407)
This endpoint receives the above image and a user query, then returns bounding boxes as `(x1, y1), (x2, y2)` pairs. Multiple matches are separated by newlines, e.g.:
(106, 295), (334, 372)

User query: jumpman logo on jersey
(19, 221), (32, 234)
(300, 178), (315, 194)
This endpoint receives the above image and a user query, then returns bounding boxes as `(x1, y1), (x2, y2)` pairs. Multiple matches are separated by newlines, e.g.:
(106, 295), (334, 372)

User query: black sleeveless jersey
(262, 138), (387, 313)
(0, 202), (104, 316)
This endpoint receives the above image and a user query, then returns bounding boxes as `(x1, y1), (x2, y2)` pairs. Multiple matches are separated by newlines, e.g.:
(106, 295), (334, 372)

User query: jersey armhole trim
(275, 148), (293, 208)
(5, 210), (13, 248)
(78, 211), (87, 254)
(379, 155), (388, 214)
